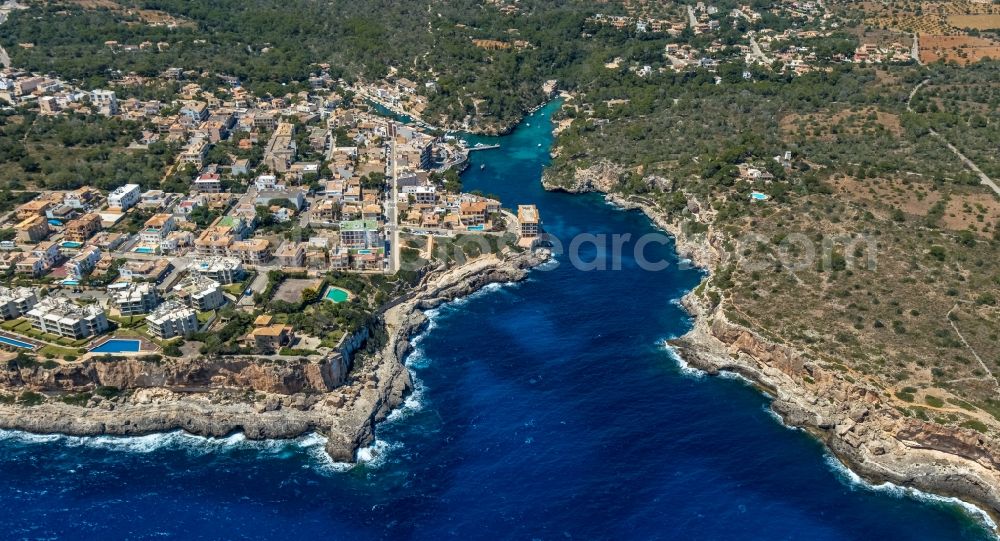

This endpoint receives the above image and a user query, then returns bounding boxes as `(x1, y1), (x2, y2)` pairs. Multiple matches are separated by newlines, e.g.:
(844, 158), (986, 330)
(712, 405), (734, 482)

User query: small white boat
(480, 164), (485, 170)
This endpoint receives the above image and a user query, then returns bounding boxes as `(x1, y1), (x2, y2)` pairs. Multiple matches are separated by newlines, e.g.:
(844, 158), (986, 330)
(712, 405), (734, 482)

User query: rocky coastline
(0, 249), (546, 463)
(541, 163), (1000, 528)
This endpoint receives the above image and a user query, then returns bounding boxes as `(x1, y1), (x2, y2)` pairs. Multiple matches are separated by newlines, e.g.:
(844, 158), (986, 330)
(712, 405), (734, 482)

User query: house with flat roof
(108, 184), (141, 211)
(518, 204), (540, 238)
(146, 300), (198, 339)
(0, 286), (38, 319)
(65, 246), (101, 279)
(190, 256), (244, 284)
(172, 274), (226, 311)
(339, 220), (379, 249)
(26, 297), (108, 339)
(64, 187), (102, 209)
(110, 281), (160, 316)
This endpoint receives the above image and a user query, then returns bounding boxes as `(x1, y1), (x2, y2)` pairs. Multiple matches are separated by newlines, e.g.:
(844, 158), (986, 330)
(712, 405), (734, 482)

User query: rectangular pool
(90, 339), (141, 353)
(134, 247), (155, 254)
(0, 335), (34, 349)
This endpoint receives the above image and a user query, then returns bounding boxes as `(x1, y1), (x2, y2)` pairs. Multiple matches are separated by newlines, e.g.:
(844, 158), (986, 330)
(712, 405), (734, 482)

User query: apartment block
(146, 300), (199, 339)
(26, 297), (108, 339)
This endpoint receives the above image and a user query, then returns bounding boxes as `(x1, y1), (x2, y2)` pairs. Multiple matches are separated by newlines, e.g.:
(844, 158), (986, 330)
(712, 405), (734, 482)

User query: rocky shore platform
(542, 165), (1000, 528)
(0, 250), (546, 463)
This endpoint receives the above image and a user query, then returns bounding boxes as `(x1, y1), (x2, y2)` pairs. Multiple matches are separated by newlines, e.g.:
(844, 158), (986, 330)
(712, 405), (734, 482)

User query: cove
(0, 102), (992, 540)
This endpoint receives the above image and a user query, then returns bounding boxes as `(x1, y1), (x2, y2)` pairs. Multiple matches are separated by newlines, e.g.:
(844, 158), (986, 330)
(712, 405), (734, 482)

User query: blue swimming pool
(47, 219), (63, 226)
(0, 335), (33, 349)
(134, 247), (155, 254)
(60, 241), (82, 249)
(324, 287), (351, 303)
(750, 191), (769, 201)
(468, 225), (485, 231)
(90, 339), (141, 353)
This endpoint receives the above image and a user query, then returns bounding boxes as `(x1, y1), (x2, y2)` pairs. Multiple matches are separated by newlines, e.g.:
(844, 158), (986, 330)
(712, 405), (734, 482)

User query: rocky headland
(0, 250), (546, 462)
(542, 159), (1000, 527)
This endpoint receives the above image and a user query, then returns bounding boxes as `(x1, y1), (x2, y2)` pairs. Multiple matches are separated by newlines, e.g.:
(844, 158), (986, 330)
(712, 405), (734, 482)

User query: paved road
(0, 12), (10, 68)
(387, 139), (401, 274)
(686, 6), (697, 28)
(908, 80), (1000, 198)
(749, 36), (773, 65)
(238, 269), (271, 306)
(0, 3), (27, 68)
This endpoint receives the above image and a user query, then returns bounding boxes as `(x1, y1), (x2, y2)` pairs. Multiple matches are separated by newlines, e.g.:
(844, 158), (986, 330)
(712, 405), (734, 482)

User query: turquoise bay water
(0, 102), (992, 539)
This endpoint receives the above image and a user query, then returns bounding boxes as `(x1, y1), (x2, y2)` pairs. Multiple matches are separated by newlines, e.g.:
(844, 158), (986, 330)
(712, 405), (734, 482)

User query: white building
(108, 184), (141, 211)
(0, 286), (38, 319)
(139, 213), (176, 244)
(91, 89), (118, 115)
(173, 274), (226, 311)
(110, 282), (160, 316)
(146, 300), (199, 339)
(254, 174), (282, 191)
(65, 246), (101, 279)
(403, 184), (437, 205)
(26, 297), (108, 339)
(190, 257), (244, 285)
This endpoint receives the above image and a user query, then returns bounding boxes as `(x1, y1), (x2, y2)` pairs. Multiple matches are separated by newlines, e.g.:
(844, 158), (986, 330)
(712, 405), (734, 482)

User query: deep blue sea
(0, 102), (993, 540)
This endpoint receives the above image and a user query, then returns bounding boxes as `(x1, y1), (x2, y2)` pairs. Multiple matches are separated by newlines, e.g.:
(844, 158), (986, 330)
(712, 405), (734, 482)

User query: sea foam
(824, 454), (999, 538)
(0, 428), (327, 458)
(661, 342), (706, 379)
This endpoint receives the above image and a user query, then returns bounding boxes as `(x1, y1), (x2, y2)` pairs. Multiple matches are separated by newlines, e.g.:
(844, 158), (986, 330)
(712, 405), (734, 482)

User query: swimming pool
(0, 335), (34, 349)
(60, 241), (82, 249)
(324, 287), (351, 303)
(750, 191), (769, 201)
(90, 339), (141, 353)
(47, 219), (63, 226)
(134, 247), (155, 254)
(467, 225), (485, 231)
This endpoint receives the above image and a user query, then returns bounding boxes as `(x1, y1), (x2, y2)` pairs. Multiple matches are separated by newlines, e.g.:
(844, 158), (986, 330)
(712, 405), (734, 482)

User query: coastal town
(0, 63), (543, 365)
(0, 0), (998, 535)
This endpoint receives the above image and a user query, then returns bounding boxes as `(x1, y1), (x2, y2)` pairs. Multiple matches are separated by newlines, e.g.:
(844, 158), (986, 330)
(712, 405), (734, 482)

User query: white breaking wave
(761, 404), (800, 431)
(0, 428), (328, 457)
(824, 454), (999, 538)
(532, 258), (560, 272)
(441, 281), (514, 309)
(661, 342), (706, 379)
(386, 370), (426, 423)
(718, 369), (755, 387)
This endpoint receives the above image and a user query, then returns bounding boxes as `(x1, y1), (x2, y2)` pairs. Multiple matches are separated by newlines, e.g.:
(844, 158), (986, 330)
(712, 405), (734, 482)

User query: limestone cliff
(543, 159), (1000, 522)
(0, 250), (547, 463)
